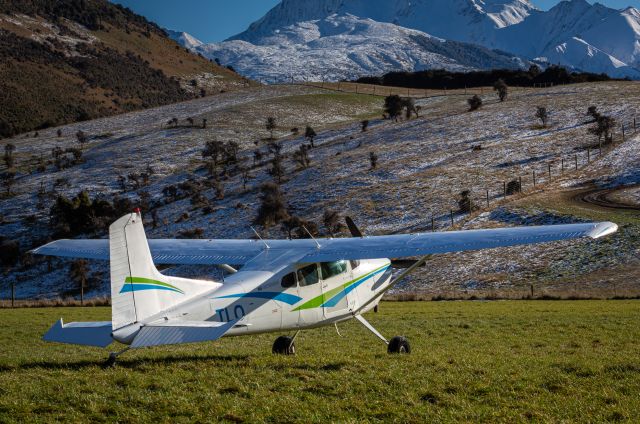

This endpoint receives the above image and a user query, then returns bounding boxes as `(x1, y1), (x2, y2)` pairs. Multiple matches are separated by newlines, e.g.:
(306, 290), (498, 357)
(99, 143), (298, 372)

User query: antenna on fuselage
(302, 226), (321, 249)
(250, 226), (270, 249)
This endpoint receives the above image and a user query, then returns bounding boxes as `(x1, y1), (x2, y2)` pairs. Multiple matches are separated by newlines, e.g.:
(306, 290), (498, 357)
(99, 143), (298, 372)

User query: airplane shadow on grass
(0, 353), (252, 372)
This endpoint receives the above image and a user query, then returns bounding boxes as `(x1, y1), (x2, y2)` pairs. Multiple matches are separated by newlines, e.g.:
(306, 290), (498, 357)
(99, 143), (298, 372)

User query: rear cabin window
(321, 260), (348, 280)
(281, 272), (296, 288)
(297, 264), (320, 287)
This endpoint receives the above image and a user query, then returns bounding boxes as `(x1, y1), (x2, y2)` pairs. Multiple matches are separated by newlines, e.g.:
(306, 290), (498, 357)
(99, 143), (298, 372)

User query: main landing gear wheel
(104, 352), (118, 368)
(272, 336), (296, 355)
(388, 336), (411, 354)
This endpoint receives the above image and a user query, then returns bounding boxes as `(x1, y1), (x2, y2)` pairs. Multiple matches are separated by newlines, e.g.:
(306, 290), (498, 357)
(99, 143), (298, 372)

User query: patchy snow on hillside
(1, 82), (639, 299)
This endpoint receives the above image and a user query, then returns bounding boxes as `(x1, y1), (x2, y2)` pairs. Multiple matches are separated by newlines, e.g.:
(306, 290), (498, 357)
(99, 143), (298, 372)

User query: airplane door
(320, 260), (352, 319)
(296, 263), (323, 327)
(279, 271), (300, 330)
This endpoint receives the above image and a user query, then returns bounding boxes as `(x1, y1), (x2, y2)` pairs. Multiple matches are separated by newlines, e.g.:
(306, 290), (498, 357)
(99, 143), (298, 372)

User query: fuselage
(113, 258), (392, 344)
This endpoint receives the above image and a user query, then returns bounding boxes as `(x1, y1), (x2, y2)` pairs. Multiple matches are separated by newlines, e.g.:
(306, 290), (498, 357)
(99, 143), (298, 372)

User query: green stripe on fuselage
(292, 264), (388, 311)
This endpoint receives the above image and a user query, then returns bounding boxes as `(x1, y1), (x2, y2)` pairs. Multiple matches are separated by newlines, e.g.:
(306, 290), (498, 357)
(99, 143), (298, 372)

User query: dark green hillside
(0, 0), (247, 139)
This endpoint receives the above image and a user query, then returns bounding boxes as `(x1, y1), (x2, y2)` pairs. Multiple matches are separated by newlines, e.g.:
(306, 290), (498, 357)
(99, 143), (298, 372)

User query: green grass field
(1, 301), (639, 423)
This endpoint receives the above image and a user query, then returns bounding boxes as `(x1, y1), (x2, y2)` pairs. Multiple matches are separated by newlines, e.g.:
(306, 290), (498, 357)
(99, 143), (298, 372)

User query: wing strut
(355, 314), (388, 345)
(355, 255), (431, 315)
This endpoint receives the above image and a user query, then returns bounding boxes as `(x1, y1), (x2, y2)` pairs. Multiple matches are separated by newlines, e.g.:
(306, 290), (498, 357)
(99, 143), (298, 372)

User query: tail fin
(109, 212), (218, 330)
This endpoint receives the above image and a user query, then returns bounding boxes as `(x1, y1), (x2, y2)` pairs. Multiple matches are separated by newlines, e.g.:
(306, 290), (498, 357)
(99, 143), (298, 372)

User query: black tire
(103, 353), (117, 368)
(272, 336), (296, 355)
(388, 336), (411, 354)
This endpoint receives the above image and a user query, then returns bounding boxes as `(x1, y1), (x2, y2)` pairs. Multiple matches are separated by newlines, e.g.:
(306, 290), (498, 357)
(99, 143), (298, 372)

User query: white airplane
(32, 211), (617, 365)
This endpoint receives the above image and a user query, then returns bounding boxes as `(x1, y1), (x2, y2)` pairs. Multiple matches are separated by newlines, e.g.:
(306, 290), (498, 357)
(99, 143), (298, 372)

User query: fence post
(622, 124), (625, 142)
(548, 163), (552, 180)
(503, 181), (507, 199)
(450, 210), (454, 227)
(575, 154), (578, 170)
(11, 283), (15, 308)
(431, 216), (435, 232)
(561, 158), (565, 173)
(80, 282), (84, 306)
(587, 148), (591, 163)
(519, 176), (523, 193)
(634, 117), (637, 131)
(533, 170), (536, 187)
(486, 189), (490, 208)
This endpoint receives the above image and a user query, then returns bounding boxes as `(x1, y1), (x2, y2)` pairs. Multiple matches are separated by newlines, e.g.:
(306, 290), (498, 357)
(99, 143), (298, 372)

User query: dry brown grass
(0, 296), (110, 309)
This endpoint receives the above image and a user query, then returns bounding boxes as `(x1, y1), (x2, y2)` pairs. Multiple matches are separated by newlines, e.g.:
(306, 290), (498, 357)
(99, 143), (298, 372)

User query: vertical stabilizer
(109, 212), (216, 330)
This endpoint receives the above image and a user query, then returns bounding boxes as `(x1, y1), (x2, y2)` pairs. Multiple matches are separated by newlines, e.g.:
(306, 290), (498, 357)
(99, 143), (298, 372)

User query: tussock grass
(0, 301), (639, 422)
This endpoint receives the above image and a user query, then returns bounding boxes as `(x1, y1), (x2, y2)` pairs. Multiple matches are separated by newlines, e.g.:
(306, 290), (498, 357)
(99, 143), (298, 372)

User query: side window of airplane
(281, 272), (296, 289)
(297, 264), (319, 287)
(320, 260), (348, 280)
(350, 260), (360, 270)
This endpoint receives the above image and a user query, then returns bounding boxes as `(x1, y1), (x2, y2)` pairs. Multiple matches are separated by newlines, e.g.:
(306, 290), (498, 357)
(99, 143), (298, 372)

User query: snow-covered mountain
(176, 0), (640, 81)
(232, 0), (535, 45)
(197, 14), (527, 83)
(166, 29), (203, 49)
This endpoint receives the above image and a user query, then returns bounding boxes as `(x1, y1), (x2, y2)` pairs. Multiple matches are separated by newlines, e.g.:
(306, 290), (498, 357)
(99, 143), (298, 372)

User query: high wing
(32, 222), (617, 266)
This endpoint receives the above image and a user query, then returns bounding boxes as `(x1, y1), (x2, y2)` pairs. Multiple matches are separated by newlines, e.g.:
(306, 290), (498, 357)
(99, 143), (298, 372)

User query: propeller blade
(391, 259), (427, 269)
(345, 216), (364, 238)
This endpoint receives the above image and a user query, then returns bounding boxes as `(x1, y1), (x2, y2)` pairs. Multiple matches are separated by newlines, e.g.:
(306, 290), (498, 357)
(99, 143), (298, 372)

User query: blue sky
(113, 0), (640, 43)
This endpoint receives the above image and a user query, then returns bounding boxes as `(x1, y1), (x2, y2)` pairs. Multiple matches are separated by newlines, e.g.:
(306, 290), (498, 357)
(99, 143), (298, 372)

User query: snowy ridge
(197, 15), (525, 83)
(166, 29), (203, 49)
(173, 0), (640, 80)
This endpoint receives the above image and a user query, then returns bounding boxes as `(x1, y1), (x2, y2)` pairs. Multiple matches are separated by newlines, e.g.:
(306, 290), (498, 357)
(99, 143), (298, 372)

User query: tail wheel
(272, 336), (296, 355)
(388, 336), (411, 354)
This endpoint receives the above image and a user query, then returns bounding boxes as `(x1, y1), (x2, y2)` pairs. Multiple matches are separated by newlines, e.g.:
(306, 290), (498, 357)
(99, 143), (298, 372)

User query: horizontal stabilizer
(43, 319), (113, 348)
(131, 320), (237, 348)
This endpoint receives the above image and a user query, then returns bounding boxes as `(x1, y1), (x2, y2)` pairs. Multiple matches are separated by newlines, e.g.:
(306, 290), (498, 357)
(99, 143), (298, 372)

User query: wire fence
(426, 116), (635, 232)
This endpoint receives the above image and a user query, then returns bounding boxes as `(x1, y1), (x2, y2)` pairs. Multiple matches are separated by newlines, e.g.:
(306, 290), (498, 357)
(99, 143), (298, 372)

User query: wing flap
(131, 320), (237, 348)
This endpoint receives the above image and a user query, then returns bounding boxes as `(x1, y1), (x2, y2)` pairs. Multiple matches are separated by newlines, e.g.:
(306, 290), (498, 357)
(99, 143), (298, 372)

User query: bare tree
(589, 115), (616, 145)
(458, 190), (477, 213)
(305, 126), (317, 148)
(323, 209), (346, 237)
(292, 145), (310, 169)
(69, 259), (89, 305)
(269, 154), (285, 184)
(266, 117), (276, 140)
(535, 107), (549, 127)
(369, 151), (378, 169)
(76, 130), (88, 150)
(384, 95), (403, 121)
(254, 182), (289, 230)
(202, 140), (225, 176)
(1, 170), (16, 195)
(468, 95), (482, 111)
(493, 79), (508, 102)
(3, 143), (15, 168)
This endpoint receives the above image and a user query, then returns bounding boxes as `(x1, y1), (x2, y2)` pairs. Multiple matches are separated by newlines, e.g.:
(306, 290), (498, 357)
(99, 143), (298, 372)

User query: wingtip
(588, 222), (619, 239)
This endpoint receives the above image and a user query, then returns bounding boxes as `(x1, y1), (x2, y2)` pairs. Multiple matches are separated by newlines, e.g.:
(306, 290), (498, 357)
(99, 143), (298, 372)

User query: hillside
(0, 81), (639, 300)
(0, 0), (248, 139)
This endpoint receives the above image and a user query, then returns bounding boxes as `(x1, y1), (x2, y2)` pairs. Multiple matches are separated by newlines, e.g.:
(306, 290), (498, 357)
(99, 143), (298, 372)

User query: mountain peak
(231, 0), (536, 43)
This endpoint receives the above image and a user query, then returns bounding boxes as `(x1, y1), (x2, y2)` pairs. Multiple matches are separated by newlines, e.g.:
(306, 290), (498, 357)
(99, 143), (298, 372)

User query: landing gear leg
(355, 314), (410, 354)
(105, 347), (130, 367)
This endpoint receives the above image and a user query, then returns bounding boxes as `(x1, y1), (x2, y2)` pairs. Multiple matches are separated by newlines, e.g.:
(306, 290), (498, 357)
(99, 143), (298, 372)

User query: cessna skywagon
(33, 211), (617, 364)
